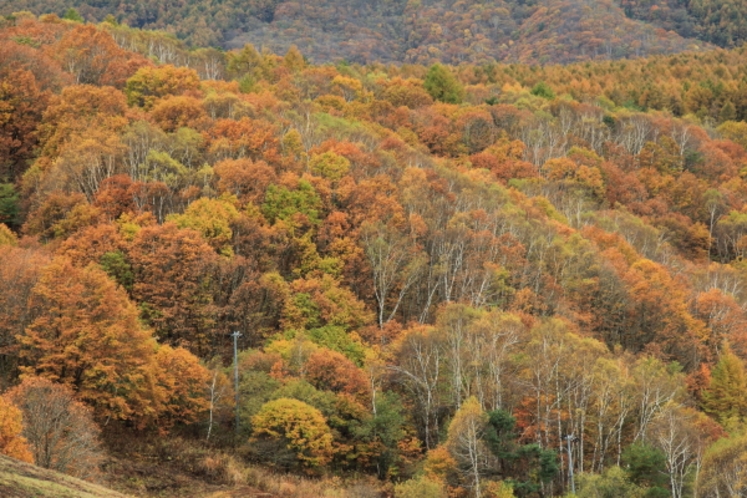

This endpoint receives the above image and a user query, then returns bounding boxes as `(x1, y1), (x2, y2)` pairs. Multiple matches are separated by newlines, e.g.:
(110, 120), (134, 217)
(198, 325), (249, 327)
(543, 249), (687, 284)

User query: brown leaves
(304, 349), (370, 401)
(5, 377), (104, 478)
(128, 222), (218, 356)
(0, 69), (48, 180)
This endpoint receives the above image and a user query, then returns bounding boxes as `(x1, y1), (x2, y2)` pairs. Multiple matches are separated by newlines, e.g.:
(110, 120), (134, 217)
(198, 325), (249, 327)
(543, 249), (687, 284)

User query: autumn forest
(3, 6), (747, 498)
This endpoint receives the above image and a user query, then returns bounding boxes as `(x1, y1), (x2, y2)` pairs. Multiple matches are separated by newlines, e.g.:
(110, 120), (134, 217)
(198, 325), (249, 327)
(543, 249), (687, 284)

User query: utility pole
(565, 434), (576, 495)
(231, 331), (242, 440)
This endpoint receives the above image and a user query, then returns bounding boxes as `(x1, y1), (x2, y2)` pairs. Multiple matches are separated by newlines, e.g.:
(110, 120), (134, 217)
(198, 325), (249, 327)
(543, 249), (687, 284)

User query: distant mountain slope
(618, 0), (747, 49)
(0, 0), (711, 64)
(0, 454), (130, 498)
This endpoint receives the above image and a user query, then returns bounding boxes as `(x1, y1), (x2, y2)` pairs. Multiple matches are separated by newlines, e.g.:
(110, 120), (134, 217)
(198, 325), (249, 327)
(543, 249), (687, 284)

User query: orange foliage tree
(0, 396), (33, 463)
(18, 257), (164, 424)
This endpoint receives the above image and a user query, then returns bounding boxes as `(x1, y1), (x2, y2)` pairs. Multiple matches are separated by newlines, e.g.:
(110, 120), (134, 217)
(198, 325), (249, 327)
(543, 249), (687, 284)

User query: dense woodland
(620, 0), (747, 49)
(0, 0), (712, 64)
(4, 10), (747, 498)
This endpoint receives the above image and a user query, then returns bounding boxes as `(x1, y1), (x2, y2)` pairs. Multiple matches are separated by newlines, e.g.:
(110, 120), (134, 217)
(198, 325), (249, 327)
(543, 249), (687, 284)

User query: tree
(647, 403), (722, 498)
(309, 151), (351, 183)
(124, 65), (201, 110)
(49, 127), (126, 201)
(262, 179), (323, 232)
(0, 223), (16, 246)
(127, 222), (218, 357)
(446, 396), (491, 498)
(0, 246), (51, 384)
(153, 345), (210, 430)
(5, 377), (104, 479)
(283, 45), (306, 73)
(392, 325), (443, 450)
(304, 348), (369, 400)
(697, 433), (747, 497)
(621, 442), (668, 493)
(150, 96), (208, 132)
(530, 82), (555, 100)
(34, 84), (128, 161)
(424, 64), (465, 104)
(0, 183), (19, 229)
(204, 359), (234, 442)
(700, 345), (747, 424)
(360, 221), (426, 327)
(213, 158), (277, 205)
(168, 196), (240, 255)
(225, 44), (263, 81)
(49, 25), (143, 86)
(483, 409), (559, 497)
(18, 257), (163, 425)
(395, 476), (447, 498)
(250, 398), (334, 470)
(62, 8), (84, 23)
(206, 117), (279, 163)
(0, 396), (33, 463)
(0, 69), (48, 180)
(576, 466), (646, 498)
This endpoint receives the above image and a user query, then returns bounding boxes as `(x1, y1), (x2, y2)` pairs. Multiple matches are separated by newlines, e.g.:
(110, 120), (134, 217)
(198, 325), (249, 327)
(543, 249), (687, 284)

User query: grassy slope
(0, 452), (279, 498)
(0, 454), (131, 498)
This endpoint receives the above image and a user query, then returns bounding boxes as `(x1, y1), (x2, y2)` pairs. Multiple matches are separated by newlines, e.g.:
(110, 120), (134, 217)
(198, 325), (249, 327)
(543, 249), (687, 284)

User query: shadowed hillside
(0, 0), (711, 64)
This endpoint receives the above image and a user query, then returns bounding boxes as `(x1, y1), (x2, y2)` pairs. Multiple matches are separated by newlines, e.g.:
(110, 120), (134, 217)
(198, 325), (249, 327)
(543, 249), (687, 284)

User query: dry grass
(243, 466), (385, 498)
(103, 433), (388, 498)
(0, 453), (132, 498)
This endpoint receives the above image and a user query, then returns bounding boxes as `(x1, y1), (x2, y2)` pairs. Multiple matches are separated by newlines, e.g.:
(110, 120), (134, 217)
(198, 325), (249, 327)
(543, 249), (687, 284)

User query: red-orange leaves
(305, 348), (369, 401)
(127, 222), (218, 356)
(0, 69), (48, 180)
(48, 24), (148, 87)
(19, 257), (162, 424)
(206, 117), (280, 163)
(150, 95), (209, 133)
(214, 158), (277, 205)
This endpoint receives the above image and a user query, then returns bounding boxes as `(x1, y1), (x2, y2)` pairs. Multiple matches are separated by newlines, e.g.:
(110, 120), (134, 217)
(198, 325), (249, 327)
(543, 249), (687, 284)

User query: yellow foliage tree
(0, 396), (33, 463)
(0, 224), (16, 246)
(250, 397), (334, 470)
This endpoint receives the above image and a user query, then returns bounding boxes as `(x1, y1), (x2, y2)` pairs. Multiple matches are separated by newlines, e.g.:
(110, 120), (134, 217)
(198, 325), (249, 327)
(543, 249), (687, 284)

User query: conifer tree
(701, 344), (747, 423)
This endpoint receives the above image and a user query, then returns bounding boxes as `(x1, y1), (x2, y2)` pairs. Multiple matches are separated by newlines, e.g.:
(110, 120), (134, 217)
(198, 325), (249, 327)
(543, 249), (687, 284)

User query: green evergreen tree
(0, 184), (20, 229)
(483, 409), (558, 497)
(621, 442), (670, 498)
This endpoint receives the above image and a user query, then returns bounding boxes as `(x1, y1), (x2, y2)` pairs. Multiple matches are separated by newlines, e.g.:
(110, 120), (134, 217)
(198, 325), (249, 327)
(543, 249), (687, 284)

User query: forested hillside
(618, 0), (747, 49)
(3, 12), (747, 498)
(0, 0), (710, 64)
